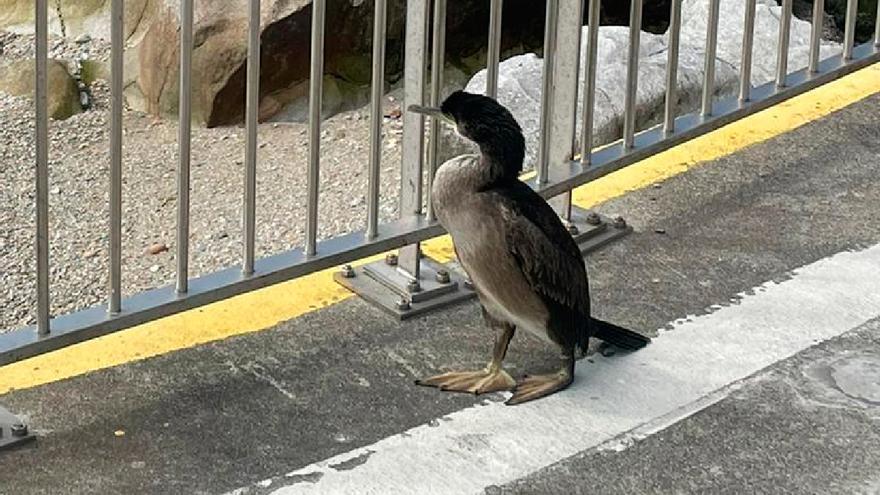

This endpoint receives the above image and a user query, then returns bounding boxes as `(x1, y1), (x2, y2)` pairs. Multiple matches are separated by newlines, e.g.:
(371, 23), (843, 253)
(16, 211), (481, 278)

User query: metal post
(776, 0), (793, 88)
(740, 0), (757, 101)
(580, 0), (600, 166)
(537, 0), (559, 183)
(177, 0), (193, 293)
(875, 0), (880, 47)
(367, 0), (387, 239)
(109, 0), (124, 314)
(546, 0), (583, 223)
(398, 0), (430, 281)
(623, 0), (642, 149)
(243, 0), (260, 275)
(306, 0), (326, 256)
(35, 0), (50, 333)
(425, 0), (447, 222)
(701, 0), (720, 116)
(486, 0), (503, 98)
(663, 0), (682, 135)
(567, 0), (585, 163)
(843, 0), (857, 60)
(809, 0), (825, 73)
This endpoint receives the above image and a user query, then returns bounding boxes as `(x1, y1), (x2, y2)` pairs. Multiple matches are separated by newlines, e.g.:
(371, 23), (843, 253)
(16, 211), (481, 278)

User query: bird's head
(408, 90), (525, 179)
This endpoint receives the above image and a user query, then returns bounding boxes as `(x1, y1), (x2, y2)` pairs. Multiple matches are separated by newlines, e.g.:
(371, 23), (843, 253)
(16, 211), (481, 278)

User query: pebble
(149, 265), (161, 273)
(146, 243), (169, 255)
(599, 345), (617, 357)
(75, 34), (92, 44)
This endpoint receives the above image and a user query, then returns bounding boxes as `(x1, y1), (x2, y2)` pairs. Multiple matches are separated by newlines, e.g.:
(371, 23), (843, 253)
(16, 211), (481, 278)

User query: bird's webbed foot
(415, 367), (516, 395)
(506, 362), (574, 406)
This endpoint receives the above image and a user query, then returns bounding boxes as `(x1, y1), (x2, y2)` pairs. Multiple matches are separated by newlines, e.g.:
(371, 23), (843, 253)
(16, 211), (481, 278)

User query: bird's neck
(476, 136), (524, 186)
(476, 154), (516, 188)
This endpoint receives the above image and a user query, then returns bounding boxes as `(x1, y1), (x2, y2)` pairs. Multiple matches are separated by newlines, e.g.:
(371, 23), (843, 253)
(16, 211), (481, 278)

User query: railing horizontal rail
(3, 41), (878, 367)
(532, 43), (880, 199)
(0, 215), (445, 366)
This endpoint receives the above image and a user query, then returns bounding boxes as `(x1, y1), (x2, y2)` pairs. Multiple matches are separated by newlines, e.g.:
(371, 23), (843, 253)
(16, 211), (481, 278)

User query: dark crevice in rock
(784, 0), (878, 43)
(207, 0), (674, 127)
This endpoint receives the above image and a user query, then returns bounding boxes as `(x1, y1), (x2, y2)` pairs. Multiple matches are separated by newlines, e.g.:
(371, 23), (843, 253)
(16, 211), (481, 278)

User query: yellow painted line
(1, 63), (878, 396)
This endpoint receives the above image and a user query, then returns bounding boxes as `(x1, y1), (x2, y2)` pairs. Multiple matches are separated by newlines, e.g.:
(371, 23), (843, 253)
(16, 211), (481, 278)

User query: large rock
(1, 0), (683, 127)
(459, 0), (842, 169)
(0, 0), (153, 40)
(0, 0), (557, 126)
(0, 58), (82, 119)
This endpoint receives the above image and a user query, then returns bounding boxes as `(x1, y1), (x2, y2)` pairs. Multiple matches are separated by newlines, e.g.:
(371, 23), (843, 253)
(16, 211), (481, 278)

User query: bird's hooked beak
(407, 104), (455, 126)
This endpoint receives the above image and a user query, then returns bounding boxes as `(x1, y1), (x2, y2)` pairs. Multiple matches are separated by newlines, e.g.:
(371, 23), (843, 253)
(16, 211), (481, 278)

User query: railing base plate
(0, 405), (35, 451)
(337, 208), (631, 319)
(335, 257), (476, 320)
(567, 206), (633, 254)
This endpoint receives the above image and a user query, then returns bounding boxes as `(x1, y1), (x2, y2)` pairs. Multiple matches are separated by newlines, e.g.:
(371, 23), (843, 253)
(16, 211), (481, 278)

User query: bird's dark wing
(484, 179), (590, 320)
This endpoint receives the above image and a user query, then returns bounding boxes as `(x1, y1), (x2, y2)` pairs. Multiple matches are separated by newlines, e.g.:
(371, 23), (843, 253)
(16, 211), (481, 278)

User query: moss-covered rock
(79, 59), (109, 86)
(0, 58), (82, 120)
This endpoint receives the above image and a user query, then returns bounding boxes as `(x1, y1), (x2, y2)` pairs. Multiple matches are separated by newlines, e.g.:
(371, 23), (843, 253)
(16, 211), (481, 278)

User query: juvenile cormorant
(410, 90), (650, 405)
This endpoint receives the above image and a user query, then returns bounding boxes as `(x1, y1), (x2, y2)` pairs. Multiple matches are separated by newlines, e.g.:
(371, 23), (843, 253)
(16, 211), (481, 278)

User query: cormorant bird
(409, 91), (650, 405)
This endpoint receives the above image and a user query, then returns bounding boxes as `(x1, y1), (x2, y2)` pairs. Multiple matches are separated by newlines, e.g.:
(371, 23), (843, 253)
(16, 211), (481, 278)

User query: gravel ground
(1, 31), (411, 333)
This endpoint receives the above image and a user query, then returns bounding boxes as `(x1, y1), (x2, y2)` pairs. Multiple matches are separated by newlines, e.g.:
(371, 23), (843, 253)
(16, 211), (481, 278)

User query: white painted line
(235, 244), (880, 495)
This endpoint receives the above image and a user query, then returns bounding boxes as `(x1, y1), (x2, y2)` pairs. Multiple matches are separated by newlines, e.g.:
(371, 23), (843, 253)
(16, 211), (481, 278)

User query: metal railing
(2, 0), (879, 366)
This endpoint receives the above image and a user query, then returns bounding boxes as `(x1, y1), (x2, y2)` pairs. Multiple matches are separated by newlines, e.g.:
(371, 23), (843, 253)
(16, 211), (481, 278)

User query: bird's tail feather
(590, 318), (651, 350)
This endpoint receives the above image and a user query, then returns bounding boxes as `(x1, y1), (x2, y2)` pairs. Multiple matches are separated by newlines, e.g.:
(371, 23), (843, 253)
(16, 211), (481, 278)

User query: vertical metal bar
(34, 0), (50, 333)
(536, 0), (559, 183)
(809, 0), (825, 73)
(398, 0), (430, 280)
(580, 0), (600, 166)
(547, 0), (582, 223)
(109, 0), (124, 314)
(740, 0), (757, 102)
(176, 0), (193, 293)
(567, 0), (585, 163)
(663, 0), (682, 135)
(401, 0), (429, 219)
(776, 0), (793, 87)
(875, 0), (880, 47)
(701, 0), (720, 116)
(366, 0), (387, 239)
(425, 0), (447, 222)
(622, 0), (642, 149)
(306, 0), (326, 256)
(486, 0), (503, 98)
(843, 0), (857, 60)
(243, 0), (260, 275)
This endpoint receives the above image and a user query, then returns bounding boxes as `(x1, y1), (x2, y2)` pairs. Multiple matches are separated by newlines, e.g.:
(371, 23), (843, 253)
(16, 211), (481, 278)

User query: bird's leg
(506, 349), (575, 406)
(415, 314), (516, 395)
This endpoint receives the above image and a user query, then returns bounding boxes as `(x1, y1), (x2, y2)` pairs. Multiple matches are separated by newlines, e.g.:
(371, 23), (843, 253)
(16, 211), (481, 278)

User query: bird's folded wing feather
(487, 183), (590, 316)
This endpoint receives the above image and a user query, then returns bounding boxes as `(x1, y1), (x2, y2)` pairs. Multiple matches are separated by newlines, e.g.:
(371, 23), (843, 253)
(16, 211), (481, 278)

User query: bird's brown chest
(431, 156), (551, 341)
